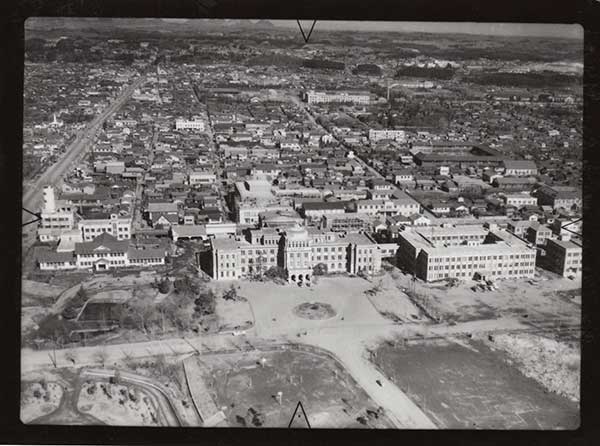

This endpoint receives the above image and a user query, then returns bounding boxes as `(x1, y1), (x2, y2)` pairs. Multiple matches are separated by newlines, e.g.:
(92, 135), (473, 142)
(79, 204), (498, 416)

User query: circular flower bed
(293, 302), (336, 320)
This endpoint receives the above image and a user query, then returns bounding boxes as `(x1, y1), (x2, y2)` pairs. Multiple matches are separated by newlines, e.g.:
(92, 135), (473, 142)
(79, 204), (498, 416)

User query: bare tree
(94, 348), (109, 368)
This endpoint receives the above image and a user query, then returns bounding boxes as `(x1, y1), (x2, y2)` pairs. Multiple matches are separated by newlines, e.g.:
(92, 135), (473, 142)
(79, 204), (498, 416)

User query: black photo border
(1, 1), (598, 445)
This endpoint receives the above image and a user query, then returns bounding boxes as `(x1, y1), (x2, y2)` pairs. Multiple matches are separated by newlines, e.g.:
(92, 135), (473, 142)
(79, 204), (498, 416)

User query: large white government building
(397, 224), (537, 282)
(209, 225), (397, 283)
(303, 90), (371, 105)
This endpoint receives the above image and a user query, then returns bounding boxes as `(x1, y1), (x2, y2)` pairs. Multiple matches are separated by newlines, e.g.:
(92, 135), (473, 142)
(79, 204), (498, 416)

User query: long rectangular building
(397, 224), (537, 282)
(304, 90), (370, 105)
(209, 226), (397, 283)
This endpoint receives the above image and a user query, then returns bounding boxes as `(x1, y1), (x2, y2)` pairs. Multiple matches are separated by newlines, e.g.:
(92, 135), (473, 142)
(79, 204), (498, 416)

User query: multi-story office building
(302, 201), (348, 221)
(542, 238), (582, 277)
(303, 90), (370, 105)
(79, 212), (132, 241)
(535, 185), (582, 211)
(233, 180), (293, 224)
(368, 129), (407, 142)
(38, 186), (77, 241)
(189, 171), (217, 186)
(209, 226), (396, 283)
(355, 197), (420, 217)
(175, 116), (205, 131)
(397, 224), (537, 282)
(503, 192), (538, 207)
(526, 222), (554, 246)
(322, 213), (373, 232)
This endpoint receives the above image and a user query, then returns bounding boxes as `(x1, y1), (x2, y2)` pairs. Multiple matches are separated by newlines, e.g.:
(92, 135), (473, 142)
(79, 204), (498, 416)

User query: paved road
(22, 76), (147, 219)
(288, 91), (385, 180)
(82, 368), (182, 426)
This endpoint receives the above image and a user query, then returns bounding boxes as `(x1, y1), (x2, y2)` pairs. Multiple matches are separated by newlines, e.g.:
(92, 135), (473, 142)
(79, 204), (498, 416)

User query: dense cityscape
(21, 19), (582, 429)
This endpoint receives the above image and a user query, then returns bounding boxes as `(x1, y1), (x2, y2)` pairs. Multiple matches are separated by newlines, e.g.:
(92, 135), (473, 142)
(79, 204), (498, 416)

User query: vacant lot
(476, 333), (580, 403)
(201, 348), (394, 428)
(215, 295), (254, 332)
(373, 338), (579, 429)
(390, 269), (581, 324)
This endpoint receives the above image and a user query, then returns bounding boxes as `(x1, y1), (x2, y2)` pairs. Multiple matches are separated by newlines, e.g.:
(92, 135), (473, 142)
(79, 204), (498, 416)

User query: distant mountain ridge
(25, 18), (276, 32)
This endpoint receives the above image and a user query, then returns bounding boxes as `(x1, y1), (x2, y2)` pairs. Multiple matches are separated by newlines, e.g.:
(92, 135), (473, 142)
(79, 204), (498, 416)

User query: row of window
(237, 249), (277, 256)
(79, 253), (126, 258)
(429, 262), (535, 271)
(431, 253), (534, 263)
(83, 226), (129, 233)
(429, 269), (534, 279)
(131, 258), (163, 264)
(431, 234), (484, 241)
(241, 257), (276, 264)
(41, 224), (71, 229)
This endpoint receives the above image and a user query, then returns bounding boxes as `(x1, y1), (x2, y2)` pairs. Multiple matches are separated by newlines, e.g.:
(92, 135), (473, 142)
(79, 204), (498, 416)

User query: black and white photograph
(18, 17), (583, 430)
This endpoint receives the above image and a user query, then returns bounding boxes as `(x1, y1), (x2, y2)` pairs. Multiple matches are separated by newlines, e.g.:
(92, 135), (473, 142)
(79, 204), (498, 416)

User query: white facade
(79, 214), (132, 241)
(38, 186), (76, 240)
(175, 117), (205, 131)
(189, 171), (217, 185)
(356, 199), (420, 217)
(504, 194), (538, 207)
(305, 91), (370, 105)
(369, 129), (406, 142)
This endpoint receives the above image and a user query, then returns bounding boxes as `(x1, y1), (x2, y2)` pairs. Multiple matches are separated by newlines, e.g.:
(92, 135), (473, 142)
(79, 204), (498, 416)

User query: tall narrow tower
(42, 185), (56, 213)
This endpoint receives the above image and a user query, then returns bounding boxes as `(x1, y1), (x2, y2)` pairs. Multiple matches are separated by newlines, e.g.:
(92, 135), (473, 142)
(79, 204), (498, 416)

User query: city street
(21, 76), (147, 222)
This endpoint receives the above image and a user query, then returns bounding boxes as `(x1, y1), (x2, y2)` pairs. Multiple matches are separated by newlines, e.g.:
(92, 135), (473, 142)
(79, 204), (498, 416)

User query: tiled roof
(74, 233), (129, 255)
(127, 247), (166, 260)
(37, 250), (76, 263)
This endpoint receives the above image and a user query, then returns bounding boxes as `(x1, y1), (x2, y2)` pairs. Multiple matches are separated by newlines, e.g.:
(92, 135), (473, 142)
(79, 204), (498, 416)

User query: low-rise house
(37, 233), (166, 271)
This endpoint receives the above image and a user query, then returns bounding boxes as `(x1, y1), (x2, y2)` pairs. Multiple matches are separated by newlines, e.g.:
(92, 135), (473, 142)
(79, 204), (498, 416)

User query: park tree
(222, 284), (238, 301)
(122, 295), (157, 335)
(194, 289), (216, 316)
(313, 263), (328, 276)
(264, 266), (287, 281)
(174, 276), (198, 297)
(157, 277), (171, 294)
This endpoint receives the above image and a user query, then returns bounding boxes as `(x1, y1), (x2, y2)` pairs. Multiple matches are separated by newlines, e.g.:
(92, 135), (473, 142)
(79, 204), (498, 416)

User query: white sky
(277, 21), (583, 39)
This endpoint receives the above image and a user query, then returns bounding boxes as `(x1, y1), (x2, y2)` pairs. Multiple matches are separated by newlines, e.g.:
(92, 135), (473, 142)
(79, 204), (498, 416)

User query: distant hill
(302, 58), (345, 70)
(254, 20), (275, 29)
(352, 63), (382, 76)
(247, 54), (304, 67)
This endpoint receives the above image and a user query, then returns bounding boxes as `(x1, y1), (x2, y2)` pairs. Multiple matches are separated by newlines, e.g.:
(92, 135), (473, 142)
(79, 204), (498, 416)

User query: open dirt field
(372, 338), (579, 429)
(390, 269), (581, 324)
(475, 332), (580, 403)
(201, 348), (395, 428)
(215, 296), (254, 332)
(364, 274), (425, 323)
